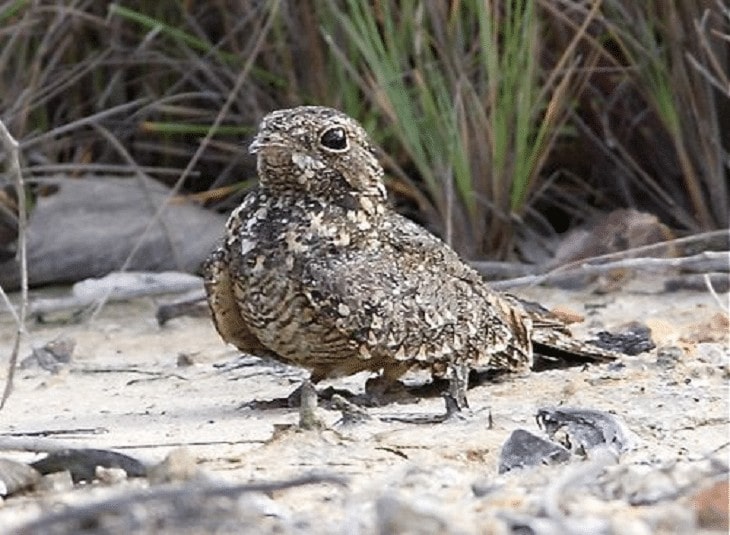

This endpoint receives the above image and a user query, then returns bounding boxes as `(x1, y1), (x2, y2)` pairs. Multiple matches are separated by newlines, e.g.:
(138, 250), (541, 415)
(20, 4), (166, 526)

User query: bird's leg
(446, 361), (470, 413)
(376, 362), (472, 425)
(286, 370), (324, 408)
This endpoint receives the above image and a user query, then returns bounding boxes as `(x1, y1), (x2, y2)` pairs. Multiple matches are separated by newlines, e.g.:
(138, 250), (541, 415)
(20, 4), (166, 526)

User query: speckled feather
(203, 106), (616, 400)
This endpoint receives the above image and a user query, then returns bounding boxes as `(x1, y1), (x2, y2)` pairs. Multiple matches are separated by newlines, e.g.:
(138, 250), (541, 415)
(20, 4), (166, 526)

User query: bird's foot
(446, 362), (470, 411)
(378, 394), (470, 424)
(288, 384), (359, 408)
(442, 392), (468, 420)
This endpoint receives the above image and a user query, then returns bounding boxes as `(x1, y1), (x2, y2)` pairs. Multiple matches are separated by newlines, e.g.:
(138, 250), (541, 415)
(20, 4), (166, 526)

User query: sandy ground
(0, 279), (727, 534)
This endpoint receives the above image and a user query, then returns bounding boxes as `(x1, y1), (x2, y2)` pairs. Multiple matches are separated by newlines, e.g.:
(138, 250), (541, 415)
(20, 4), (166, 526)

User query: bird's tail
(502, 294), (621, 369)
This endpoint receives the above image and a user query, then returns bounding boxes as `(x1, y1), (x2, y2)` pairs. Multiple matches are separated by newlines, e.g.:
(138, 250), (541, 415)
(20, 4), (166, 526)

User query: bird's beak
(248, 130), (288, 154)
(249, 132), (286, 155)
(248, 135), (264, 155)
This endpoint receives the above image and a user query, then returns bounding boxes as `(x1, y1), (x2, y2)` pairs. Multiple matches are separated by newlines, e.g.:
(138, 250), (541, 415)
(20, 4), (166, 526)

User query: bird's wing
(202, 245), (280, 359)
(501, 291), (620, 364)
(298, 213), (533, 371)
(387, 216), (618, 365)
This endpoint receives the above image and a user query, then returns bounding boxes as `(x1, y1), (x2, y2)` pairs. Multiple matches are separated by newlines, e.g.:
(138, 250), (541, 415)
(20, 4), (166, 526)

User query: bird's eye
(319, 127), (348, 152)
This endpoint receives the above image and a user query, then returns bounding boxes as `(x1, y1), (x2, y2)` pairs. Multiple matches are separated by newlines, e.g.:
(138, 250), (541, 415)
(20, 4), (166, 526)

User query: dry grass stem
(704, 273), (730, 314)
(88, 1), (281, 322)
(0, 117), (27, 409)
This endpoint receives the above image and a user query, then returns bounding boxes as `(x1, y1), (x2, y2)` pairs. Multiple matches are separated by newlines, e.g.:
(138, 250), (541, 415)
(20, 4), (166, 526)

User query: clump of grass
(0, 0), (725, 264)
(0, 1), (284, 195)
(324, 0), (588, 258)
(539, 0), (728, 234)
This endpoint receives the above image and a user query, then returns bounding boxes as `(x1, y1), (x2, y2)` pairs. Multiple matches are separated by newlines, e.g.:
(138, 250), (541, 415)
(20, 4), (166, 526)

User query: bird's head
(249, 106), (387, 204)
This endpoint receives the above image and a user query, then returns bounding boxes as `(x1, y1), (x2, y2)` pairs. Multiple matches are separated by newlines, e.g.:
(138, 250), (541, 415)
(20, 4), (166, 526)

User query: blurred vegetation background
(0, 0), (728, 264)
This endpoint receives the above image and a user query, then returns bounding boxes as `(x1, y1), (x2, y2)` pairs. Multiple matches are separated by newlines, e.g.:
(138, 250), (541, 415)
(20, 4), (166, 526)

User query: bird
(203, 106), (619, 409)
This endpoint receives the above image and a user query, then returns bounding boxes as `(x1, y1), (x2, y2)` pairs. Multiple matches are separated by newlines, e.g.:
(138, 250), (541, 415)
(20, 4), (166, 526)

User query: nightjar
(204, 106), (618, 408)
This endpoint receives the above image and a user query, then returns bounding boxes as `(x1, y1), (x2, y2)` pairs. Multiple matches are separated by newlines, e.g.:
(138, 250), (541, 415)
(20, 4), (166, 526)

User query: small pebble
(537, 407), (633, 455)
(591, 322), (655, 355)
(95, 466), (128, 485)
(35, 470), (74, 493)
(498, 429), (570, 473)
(690, 479), (729, 531)
(176, 352), (196, 367)
(20, 336), (76, 373)
(376, 493), (450, 535)
(655, 346), (683, 369)
(147, 448), (201, 484)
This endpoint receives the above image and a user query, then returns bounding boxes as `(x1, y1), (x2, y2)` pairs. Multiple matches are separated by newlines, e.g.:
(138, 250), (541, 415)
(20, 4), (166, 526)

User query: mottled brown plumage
(204, 106), (617, 408)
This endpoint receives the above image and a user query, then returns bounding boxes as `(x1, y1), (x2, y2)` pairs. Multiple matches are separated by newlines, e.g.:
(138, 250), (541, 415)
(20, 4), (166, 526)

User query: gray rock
(0, 175), (226, 289)
(498, 429), (571, 473)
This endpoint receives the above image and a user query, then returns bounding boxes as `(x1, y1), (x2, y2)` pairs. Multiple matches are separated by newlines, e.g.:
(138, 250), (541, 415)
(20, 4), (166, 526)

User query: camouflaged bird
(203, 106), (618, 408)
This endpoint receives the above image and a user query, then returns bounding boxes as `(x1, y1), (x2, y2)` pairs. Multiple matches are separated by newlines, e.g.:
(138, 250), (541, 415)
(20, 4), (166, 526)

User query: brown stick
(0, 118), (27, 409)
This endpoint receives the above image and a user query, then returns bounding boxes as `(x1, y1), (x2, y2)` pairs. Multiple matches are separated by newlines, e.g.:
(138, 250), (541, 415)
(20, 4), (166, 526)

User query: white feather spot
(240, 239), (256, 255)
(291, 152), (325, 171)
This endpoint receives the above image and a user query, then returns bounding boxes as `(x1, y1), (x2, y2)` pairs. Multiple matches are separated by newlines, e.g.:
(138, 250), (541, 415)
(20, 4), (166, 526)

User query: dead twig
(664, 272), (730, 293)
(487, 230), (730, 289)
(686, 6), (730, 98)
(704, 273), (730, 314)
(26, 271), (203, 317)
(0, 284), (19, 324)
(24, 163), (195, 177)
(0, 117), (27, 409)
(489, 251), (729, 289)
(91, 122), (186, 271)
(0, 435), (101, 454)
(110, 439), (267, 450)
(16, 472), (347, 535)
(18, 99), (150, 151)
(74, 367), (188, 383)
(466, 261), (542, 279)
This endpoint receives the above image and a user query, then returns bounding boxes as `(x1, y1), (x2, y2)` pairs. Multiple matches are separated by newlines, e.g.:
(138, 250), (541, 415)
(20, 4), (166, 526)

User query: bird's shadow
(239, 367), (519, 410)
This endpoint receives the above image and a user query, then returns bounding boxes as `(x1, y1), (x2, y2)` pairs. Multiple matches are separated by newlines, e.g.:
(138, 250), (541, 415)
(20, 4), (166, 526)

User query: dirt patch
(0, 282), (727, 533)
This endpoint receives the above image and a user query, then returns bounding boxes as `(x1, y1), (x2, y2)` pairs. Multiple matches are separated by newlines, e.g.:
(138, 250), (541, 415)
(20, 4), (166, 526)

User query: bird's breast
(227, 194), (377, 361)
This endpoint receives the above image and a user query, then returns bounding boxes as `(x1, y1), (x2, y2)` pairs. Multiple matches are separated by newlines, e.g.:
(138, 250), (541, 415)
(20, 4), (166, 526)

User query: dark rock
(20, 336), (75, 373)
(589, 322), (655, 355)
(31, 448), (147, 483)
(498, 429), (571, 474)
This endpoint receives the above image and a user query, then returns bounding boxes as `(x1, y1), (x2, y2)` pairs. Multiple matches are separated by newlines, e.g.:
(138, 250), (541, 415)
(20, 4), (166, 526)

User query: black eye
(319, 127), (348, 152)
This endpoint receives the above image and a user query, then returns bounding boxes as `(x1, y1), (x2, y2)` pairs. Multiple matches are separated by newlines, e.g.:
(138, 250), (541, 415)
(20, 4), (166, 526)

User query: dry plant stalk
(88, 0), (281, 322)
(0, 118), (27, 409)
